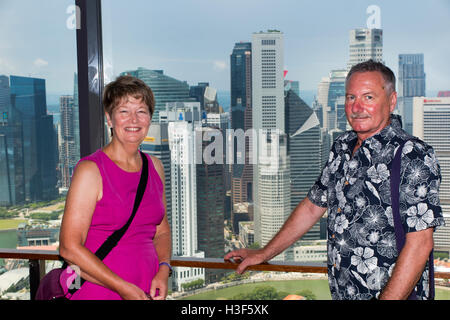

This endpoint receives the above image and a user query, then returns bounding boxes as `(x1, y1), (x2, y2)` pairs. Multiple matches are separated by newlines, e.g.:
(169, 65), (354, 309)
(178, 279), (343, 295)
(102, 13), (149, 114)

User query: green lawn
(0, 219), (27, 230)
(181, 279), (332, 300)
(436, 287), (450, 300)
(180, 279), (450, 300)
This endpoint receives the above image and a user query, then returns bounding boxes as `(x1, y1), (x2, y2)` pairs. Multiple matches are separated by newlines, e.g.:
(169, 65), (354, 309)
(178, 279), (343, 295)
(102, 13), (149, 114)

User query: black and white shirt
(308, 114), (445, 300)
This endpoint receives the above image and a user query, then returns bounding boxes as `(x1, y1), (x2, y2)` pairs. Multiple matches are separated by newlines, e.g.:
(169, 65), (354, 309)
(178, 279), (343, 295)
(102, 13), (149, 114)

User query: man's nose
(351, 98), (364, 113)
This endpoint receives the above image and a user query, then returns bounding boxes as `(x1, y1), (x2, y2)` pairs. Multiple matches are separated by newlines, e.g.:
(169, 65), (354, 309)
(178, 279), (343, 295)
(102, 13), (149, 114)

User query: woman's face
(106, 95), (151, 145)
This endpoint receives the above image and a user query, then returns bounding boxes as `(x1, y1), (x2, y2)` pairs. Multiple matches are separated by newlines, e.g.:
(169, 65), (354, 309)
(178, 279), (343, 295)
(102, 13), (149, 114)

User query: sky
(0, 0), (449, 100)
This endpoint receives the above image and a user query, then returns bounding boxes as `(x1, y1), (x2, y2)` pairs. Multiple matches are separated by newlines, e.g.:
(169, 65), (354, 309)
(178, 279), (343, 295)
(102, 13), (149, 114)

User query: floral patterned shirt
(307, 114), (445, 300)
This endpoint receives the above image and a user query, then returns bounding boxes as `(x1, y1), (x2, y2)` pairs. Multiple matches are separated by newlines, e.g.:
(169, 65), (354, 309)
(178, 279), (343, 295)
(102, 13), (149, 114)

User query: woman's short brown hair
(103, 75), (155, 117)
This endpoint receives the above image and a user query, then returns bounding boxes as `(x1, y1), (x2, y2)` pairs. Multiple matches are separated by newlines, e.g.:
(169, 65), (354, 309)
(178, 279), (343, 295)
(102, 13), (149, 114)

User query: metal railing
(0, 248), (448, 300)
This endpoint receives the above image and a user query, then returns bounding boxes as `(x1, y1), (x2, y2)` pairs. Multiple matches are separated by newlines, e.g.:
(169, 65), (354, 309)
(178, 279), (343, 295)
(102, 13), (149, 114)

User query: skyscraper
(0, 75), (25, 206)
(252, 30), (291, 260)
(347, 28), (383, 70)
(164, 101), (205, 291)
(413, 97), (450, 252)
(398, 54), (426, 134)
(230, 42), (252, 131)
(230, 41), (253, 218)
(120, 68), (193, 122)
(10, 75), (57, 202)
(189, 82), (209, 110)
(59, 95), (77, 189)
(73, 73), (80, 161)
(196, 127), (226, 284)
(285, 89), (322, 240)
(326, 69), (347, 131)
(140, 123), (171, 226)
(317, 76), (330, 128)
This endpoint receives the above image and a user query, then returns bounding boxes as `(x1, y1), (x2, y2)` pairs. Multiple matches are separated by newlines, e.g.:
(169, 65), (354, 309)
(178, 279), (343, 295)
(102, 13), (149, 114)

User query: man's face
(345, 71), (397, 141)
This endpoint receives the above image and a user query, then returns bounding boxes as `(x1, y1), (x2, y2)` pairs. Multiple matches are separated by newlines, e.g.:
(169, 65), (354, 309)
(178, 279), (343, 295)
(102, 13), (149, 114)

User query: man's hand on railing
(224, 249), (268, 274)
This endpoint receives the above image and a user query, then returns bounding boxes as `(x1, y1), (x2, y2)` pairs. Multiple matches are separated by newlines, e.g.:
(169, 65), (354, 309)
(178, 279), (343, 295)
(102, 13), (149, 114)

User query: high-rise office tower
(196, 127), (226, 284)
(285, 89), (322, 240)
(317, 76), (331, 129)
(120, 68), (193, 122)
(140, 123), (172, 226)
(231, 42), (252, 131)
(252, 30), (291, 260)
(347, 28), (383, 70)
(317, 69), (347, 131)
(189, 82), (209, 110)
(73, 73), (80, 161)
(413, 97), (450, 253)
(0, 75), (11, 118)
(398, 54), (426, 134)
(327, 69), (347, 131)
(284, 80), (300, 97)
(230, 42), (253, 218)
(0, 132), (9, 205)
(0, 75), (25, 205)
(164, 101), (205, 291)
(59, 95), (77, 189)
(10, 75), (57, 202)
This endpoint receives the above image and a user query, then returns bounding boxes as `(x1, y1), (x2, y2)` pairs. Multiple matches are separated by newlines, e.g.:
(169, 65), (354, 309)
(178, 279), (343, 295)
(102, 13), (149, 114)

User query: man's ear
(389, 91), (397, 113)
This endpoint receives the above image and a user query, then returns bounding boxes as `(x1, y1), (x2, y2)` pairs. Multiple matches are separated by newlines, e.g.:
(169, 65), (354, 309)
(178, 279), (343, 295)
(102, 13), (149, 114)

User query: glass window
(0, 0), (78, 298)
(101, 0), (449, 298)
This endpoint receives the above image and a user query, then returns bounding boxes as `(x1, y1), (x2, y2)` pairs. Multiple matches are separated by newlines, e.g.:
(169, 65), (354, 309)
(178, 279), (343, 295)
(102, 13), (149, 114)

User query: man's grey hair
(346, 59), (396, 94)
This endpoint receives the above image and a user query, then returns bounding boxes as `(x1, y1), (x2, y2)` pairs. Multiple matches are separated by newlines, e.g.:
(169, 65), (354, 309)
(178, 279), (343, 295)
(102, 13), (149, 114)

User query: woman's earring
(110, 127), (114, 137)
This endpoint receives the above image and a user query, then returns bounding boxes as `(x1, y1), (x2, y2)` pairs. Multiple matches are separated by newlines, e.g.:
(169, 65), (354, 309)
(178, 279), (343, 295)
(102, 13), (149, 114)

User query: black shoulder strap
(390, 141), (434, 300)
(94, 151), (148, 259)
(67, 151), (149, 294)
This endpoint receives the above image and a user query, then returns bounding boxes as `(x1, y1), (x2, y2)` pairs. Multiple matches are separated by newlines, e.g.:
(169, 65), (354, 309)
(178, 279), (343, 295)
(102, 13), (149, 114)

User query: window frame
(75, 0), (105, 157)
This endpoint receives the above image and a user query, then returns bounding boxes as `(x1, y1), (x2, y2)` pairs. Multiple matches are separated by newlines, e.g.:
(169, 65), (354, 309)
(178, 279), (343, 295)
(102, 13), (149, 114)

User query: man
(225, 60), (445, 300)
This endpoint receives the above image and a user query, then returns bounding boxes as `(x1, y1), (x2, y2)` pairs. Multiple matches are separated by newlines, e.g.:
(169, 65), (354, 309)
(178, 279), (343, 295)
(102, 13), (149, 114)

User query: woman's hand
(149, 267), (170, 300)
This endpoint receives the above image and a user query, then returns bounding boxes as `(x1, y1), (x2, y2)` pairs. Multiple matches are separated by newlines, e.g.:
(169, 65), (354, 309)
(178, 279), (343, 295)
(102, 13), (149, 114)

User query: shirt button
(337, 208), (342, 213)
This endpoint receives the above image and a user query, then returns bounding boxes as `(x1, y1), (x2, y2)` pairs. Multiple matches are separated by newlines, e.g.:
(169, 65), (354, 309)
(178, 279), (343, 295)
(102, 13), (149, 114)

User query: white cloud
(0, 57), (16, 73)
(213, 60), (227, 71)
(33, 58), (48, 68)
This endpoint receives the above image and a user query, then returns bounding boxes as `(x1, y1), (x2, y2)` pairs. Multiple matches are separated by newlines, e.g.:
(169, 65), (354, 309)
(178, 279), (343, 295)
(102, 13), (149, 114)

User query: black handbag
(35, 151), (149, 300)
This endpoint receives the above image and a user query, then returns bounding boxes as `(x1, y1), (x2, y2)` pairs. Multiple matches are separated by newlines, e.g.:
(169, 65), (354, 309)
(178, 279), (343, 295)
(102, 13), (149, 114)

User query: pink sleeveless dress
(60, 149), (165, 300)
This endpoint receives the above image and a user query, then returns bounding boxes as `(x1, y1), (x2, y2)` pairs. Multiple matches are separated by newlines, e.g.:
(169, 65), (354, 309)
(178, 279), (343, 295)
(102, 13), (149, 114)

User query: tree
(232, 285), (280, 300)
(249, 242), (261, 249)
(297, 289), (316, 300)
(181, 279), (204, 291)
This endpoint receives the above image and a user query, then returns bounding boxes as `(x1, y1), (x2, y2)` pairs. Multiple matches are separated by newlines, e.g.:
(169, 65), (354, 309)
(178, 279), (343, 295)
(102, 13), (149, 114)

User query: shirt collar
(348, 113), (404, 144)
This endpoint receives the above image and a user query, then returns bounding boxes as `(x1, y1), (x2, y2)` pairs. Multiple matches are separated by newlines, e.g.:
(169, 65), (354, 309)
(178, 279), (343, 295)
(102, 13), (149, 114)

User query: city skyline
(1, 0), (450, 301)
(0, 0), (449, 99)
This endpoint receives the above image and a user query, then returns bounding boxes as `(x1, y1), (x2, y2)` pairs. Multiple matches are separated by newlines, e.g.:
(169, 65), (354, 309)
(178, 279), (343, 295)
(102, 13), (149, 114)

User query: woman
(59, 75), (172, 300)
